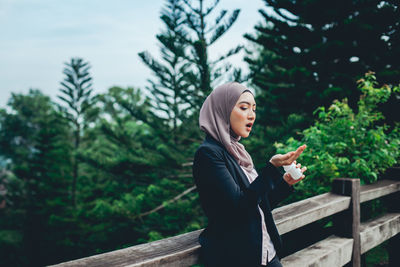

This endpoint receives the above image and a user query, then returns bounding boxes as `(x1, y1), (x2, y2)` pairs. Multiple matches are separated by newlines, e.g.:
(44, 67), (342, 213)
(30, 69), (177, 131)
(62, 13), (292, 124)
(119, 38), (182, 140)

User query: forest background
(1, 0), (399, 266)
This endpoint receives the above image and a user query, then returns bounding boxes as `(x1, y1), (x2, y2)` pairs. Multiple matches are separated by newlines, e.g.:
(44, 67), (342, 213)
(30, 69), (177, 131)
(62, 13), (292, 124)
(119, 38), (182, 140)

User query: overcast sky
(0, 0), (269, 108)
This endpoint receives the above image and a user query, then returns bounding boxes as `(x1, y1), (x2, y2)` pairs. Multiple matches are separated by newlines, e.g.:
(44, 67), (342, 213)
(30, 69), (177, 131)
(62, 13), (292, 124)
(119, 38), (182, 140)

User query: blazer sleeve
(193, 145), (291, 219)
(261, 165), (293, 209)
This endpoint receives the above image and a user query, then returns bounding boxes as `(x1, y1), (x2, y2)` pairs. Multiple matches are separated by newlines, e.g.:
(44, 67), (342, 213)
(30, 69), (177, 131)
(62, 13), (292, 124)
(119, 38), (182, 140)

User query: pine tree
(58, 57), (96, 206)
(180, 0), (243, 108)
(245, 0), (400, 126)
(78, 86), (203, 249)
(139, 0), (194, 145)
(0, 90), (73, 266)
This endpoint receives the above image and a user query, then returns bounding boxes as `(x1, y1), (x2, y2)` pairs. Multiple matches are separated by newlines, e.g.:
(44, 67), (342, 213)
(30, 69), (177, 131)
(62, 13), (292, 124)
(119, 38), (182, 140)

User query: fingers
(283, 151), (295, 160)
(297, 166), (307, 181)
(283, 172), (292, 185)
(293, 144), (307, 159)
(284, 172), (306, 186)
(296, 163), (307, 172)
(273, 145), (307, 167)
(284, 164), (307, 185)
(283, 156), (296, 165)
(278, 152), (293, 166)
(288, 144), (307, 163)
(295, 172), (306, 182)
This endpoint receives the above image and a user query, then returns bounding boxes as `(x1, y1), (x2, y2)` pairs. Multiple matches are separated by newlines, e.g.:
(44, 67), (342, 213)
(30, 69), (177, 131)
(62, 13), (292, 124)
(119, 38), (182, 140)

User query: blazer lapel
(225, 150), (250, 188)
(204, 134), (250, 188)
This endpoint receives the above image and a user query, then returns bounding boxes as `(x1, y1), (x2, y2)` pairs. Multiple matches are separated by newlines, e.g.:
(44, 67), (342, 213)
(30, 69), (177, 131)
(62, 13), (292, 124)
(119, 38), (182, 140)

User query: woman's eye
(240, 107), (247, 111)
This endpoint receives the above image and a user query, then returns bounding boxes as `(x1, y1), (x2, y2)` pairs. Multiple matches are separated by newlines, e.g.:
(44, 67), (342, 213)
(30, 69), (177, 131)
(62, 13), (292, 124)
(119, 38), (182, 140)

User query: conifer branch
(136, 185), (197, 219)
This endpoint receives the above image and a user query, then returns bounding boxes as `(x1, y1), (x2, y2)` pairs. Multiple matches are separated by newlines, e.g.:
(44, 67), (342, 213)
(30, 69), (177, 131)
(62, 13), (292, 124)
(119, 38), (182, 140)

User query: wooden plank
(273, 192), (351, 234)
(332, 178), (361, 267)
(281, 235), (353, 267)
(351, 180), (361, 267)
(50, 178), (400, 267)
(360, 213), (400, 254)
(384, 177), (400, 267)
(126, 246), (200, 267)
(51, 192), (351, 267)
(360, 179), (400, 203)
(49, 229), (202, 267)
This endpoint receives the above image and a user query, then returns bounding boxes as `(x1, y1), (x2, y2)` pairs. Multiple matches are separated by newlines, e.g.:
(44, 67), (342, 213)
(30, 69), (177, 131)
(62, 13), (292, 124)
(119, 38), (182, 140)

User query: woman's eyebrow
(238, 101), (256, 106)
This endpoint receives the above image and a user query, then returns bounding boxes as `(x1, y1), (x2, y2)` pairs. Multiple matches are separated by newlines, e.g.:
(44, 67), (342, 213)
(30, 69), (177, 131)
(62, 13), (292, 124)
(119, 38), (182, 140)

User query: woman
(192, 82), (307, 267)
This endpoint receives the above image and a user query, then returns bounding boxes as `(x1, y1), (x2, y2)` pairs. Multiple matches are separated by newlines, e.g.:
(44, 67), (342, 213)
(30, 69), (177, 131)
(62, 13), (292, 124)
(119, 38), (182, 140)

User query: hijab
(199, 82), (254, 175)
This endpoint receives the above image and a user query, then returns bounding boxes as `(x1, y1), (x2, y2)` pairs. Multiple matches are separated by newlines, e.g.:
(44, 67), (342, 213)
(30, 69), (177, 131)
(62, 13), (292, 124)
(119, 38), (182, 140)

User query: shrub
(275, 72), (400, 201)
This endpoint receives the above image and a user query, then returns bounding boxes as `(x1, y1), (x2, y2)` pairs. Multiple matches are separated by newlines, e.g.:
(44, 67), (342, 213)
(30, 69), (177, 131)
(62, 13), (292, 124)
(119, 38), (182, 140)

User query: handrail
(360, 179), (400, 203)
(274, 192), (350, 234)
(51, 177), (400, 267)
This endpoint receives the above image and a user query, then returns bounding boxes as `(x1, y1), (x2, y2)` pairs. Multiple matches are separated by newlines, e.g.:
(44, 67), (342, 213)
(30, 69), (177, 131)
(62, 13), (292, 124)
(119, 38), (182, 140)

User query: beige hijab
(199, 82), (254, 174)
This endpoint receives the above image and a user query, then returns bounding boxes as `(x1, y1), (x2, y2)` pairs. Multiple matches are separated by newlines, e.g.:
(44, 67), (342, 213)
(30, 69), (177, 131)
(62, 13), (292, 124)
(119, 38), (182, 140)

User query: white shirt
(240, 166), (277, 265)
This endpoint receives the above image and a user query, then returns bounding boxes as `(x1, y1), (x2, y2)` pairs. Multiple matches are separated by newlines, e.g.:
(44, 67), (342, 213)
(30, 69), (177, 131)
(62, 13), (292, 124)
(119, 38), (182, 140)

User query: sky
(0, 0), (269, 108)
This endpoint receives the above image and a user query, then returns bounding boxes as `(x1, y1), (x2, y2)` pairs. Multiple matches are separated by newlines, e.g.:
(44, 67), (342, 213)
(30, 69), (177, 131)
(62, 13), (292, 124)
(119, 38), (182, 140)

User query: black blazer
(192, 135), (293, 267)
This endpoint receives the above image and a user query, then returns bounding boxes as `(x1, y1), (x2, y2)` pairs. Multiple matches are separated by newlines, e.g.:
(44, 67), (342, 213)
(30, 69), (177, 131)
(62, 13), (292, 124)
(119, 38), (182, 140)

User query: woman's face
(230, 91), (256, 138)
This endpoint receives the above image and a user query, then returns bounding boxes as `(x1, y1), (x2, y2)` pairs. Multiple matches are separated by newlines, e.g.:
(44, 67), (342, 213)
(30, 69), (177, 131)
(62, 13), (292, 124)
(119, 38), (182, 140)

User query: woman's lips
(245, 122), (253, 131)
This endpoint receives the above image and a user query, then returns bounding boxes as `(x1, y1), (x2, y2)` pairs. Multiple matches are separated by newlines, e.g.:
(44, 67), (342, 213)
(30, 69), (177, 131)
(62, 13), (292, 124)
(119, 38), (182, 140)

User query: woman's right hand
(269, 145), (307, 167)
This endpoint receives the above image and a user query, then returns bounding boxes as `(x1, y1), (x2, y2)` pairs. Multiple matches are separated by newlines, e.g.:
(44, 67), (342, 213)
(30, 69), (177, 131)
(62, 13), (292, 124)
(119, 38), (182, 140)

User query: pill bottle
(283, 163), (302, 180)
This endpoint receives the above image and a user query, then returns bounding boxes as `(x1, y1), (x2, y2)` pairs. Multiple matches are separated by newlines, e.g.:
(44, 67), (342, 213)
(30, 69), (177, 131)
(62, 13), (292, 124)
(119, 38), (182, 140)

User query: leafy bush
(275, 72), (400, 201)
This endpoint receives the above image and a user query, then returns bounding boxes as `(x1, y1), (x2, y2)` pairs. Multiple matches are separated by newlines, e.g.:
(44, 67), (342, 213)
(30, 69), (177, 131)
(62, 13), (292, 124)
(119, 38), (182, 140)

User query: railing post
(332, 178), (360, 267)
(383, 167), (400, 267)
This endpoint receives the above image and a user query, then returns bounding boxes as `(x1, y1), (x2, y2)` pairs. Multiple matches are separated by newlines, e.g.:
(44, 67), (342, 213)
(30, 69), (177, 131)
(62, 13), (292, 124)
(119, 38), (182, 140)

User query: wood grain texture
(331, 178), (361, 267)
(351, 179), (361, 267)
(51, 180), (400, 267)
(385, 175), (400, 267)
(360, 179), (400, 203)
(360, 213), (400, 254)
(281, 235), (353, 267)
(49, 230), (202, 267)
(274, 192), (351, 235)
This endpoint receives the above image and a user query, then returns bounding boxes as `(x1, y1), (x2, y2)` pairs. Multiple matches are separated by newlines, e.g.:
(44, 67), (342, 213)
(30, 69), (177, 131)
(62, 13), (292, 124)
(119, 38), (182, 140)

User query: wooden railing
(51, 169), (400, 267)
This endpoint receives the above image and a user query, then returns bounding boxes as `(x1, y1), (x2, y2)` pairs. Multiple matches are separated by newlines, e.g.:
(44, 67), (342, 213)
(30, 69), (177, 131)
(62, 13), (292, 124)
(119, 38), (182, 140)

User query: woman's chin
(241, 132), (250, 138)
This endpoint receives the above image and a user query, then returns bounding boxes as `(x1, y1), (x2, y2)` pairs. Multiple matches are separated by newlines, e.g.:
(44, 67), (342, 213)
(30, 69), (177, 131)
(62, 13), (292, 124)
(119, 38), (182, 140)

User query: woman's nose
(248, 110), (255, 119)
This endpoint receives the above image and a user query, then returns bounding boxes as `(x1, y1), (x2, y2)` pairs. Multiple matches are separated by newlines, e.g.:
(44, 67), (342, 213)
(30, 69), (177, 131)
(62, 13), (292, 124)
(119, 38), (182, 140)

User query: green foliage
(2, 1), (398, 266)
(246, 0), (400, 126)
(0, 85), (205, 266)
(58, 57), (97, 206)
(69, 85), (204, 258)
(0, 90), (74, 266)
(243, 112), (310, 168)
(179, 0), (243, 104)
(147, 231), (164, 242)
(244, 1), (400, 179)
(0, 230), (25, 266)
(58, 57), (96, 128)
(138, 0), (195, 144)
(365, 242), (389, 266)
(274, 73), (400, 201)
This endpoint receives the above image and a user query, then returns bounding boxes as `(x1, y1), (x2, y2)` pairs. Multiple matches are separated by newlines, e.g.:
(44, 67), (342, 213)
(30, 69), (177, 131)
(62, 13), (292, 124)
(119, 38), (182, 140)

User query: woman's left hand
(269, 145), (306, 168)
(283, 161), (307, 185)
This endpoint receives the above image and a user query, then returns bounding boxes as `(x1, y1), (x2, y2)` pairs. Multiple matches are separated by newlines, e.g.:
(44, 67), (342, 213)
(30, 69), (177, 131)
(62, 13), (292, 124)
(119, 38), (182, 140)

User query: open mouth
(246, 123), (253, 131)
